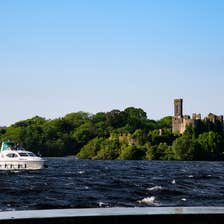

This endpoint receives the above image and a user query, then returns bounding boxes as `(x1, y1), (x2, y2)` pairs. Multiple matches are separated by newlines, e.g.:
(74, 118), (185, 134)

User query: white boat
(0, 141), (45, 170)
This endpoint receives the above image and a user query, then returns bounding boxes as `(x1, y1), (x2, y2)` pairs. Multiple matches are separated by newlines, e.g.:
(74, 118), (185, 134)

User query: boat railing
(0, 207), (223, 224)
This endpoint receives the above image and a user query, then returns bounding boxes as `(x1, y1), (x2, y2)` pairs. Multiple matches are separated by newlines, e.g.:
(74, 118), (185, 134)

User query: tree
(124, 107), (147, 132)
(132, 129), (145, 145)
(77, 137), (104, 159)
(91, 112), (106, 123)
(172, 136), (199, 160)
(105, 110), (127, 128)
(1, 106), (223, 160)
(157, 116), (172, 128)
(64, 112), (90, 128)
(145, 143), (174, 160)
(118, 145), (146, 160)
(13, 116), (46, 128)
(72, 121), (96, 148)
(95, 138), (120, 160)
(124, 107), (147, 120)
(197, 131), (224, 160)
(148, 128), (175, 146)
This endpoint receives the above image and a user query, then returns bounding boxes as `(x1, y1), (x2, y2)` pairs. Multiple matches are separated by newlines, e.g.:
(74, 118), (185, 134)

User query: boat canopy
(0, 141), (15, 152)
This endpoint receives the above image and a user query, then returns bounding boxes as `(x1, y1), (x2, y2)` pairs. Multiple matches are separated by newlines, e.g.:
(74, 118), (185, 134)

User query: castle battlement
(172, 99), (223, 134)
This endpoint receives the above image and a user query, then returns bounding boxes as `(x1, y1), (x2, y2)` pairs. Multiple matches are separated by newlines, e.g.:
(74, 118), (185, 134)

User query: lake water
(0, 158), (224, 211)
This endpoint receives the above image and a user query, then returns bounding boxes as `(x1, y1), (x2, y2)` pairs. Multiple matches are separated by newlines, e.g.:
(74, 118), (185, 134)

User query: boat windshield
(18, 153), (29, 157)
(27, 153), (36, 157)
(18, 152), (36, 157)
(1, 141), (15, 151)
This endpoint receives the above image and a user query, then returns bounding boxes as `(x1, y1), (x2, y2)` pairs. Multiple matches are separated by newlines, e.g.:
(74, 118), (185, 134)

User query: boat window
(18, 153), (29, 157)
(27, 153), (36, 157)
(6, 153), (18, 158)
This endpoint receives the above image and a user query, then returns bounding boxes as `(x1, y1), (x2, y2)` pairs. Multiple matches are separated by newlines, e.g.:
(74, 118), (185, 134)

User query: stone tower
(172, 98), (223, 134)
(172, 98), (185, 133)
(174, 99), (183, 117)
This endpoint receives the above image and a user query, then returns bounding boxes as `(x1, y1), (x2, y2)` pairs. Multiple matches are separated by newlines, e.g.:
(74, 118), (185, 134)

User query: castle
(172, 99), (223, 134)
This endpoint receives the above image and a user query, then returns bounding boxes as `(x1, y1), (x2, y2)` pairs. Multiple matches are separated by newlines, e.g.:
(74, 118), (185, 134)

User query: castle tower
(174, 99), (183, 117)
(172, 98), (184, 134)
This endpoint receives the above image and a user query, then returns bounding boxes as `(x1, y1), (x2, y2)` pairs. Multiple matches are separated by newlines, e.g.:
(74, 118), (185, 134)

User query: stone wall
(172, 99), (223, 134)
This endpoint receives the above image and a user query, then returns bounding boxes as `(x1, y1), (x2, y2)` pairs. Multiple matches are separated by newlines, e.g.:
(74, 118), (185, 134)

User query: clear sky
(0, 0), (224, 126)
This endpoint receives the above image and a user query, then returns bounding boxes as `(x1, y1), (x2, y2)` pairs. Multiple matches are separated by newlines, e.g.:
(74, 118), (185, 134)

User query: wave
(138, 196), (159, 206)
(97, 202), (109, 207)
(147, 186), (163, 191)
(0, 159), (223, 210)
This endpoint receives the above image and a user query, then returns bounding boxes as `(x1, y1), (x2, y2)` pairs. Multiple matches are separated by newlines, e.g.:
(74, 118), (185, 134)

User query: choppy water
(0, 158), (224, 211)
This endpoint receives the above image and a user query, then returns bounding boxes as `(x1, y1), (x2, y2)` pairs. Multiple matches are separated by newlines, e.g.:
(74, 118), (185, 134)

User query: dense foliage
(0, 107), (224, 160)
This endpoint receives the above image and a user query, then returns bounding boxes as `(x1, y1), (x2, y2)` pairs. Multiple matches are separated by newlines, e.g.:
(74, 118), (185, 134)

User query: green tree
(95, 137), (120, 160)
(157, 116), (172, 128)
(118, 145), (146, 160)
(124, 107), (147, 132)
(105, 110), (127, 128)
(132, 129), (145, 145)
(91, 112), (106, 123)
(172, 136), (199, 160)
(72, 121), (96, 148)
(197, 131), (224, 160)
(145, 143), (174, 160)
(64, 112), (90, 129)
(77, 137), (104, 159)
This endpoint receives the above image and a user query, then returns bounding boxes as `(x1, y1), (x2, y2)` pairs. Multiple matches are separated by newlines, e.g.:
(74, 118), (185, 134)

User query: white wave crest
(138, 196), (159, 206)
(147, 186), (163, 191)
(98, 202), (109, 207)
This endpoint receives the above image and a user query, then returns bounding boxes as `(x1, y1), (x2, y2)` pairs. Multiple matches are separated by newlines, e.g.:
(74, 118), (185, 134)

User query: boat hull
(0, 160), (45, 170)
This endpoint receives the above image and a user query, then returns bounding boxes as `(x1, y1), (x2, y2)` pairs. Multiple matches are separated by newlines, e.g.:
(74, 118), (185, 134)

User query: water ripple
(0, 158), (224, 210)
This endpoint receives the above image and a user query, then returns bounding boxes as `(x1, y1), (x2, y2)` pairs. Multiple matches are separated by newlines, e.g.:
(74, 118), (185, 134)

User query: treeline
(0, 107), (223, 160)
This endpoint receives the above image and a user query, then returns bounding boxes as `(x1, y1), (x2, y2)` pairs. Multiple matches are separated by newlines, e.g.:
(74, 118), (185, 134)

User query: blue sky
(0, 0), (224, 125)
